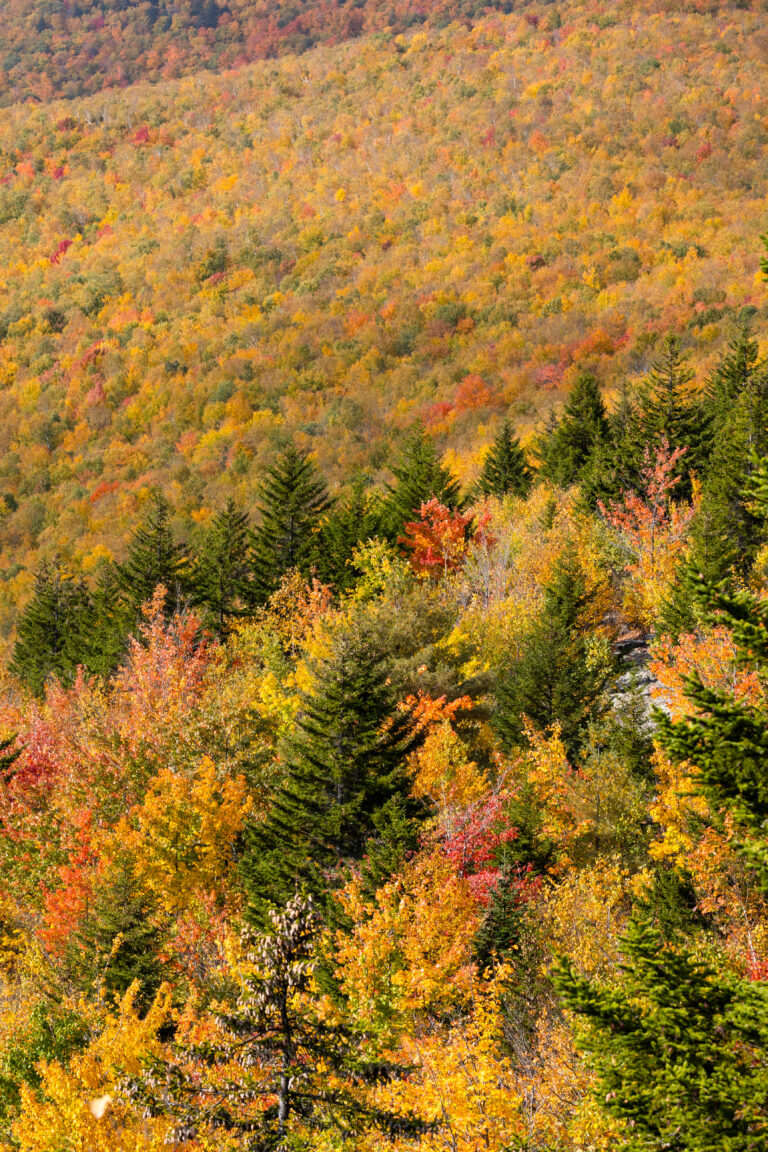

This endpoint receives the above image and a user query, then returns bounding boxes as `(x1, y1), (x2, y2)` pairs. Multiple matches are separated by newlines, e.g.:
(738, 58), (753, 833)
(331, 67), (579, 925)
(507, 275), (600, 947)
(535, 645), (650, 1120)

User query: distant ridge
(0, 0), (509, 104)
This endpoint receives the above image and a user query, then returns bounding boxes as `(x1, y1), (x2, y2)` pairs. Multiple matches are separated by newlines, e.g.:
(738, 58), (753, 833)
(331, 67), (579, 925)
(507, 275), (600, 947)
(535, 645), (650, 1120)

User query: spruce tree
(241, 625), (424, 924)
(637, 337), (710, 493)
(194, 499), (255, 637)
(115, 493), (190, 619)
(68, 857), (168, 1011)
(685, 330), (768, 587)
(580, 385), (644, 508)
(556, 918), (768, 1152)
(475, 420), (533, 500)
(656, 562), (768, 883)
(705, 323), (762, 421)
(493, 548), (615, 760)
(316, 481), (384, 592)
(10, 560), (91, 696)
(537, 372), (610, 488)
(251, 443), (331, 602)
(383, 424), (463, 539)
(0, 1004), (88, 1135)
(77, 561), (132, 679)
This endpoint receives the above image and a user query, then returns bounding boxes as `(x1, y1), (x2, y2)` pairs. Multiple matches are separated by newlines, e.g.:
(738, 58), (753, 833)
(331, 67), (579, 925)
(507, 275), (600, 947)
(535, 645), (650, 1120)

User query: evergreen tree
(316, 481), (384, 592)
(537, 372), (610, 488)
(194, 499), (255, 637)
(77, 561), (132, 679)
(383, 424), (463, 539)
(558, 490), (768, 1150)
(688, 329), (768, 586)
(115, 492), (190, 619)
(473, 867), (532, 973)
(10, 560), (92, 696)
(241, 625), (424, 924)
(637, 337), (710, 492)
(556, 918), (768, 1152)
(493, 548), (616, 760)
(656, 561), (768, 883)
(0, 1004), (88, 1135)
(68, 857), (168, 1011)
(579, 385), (644, 508)
(0, 735), (19, 776)
(475, 419), (533, 500)
(705, 323), (762, 421)
(251, 443), (331, 602)
(125, 895), (428, 1147)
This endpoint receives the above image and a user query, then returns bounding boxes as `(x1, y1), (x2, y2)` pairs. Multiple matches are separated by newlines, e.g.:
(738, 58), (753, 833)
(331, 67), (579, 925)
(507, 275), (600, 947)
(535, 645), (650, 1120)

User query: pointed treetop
(251, 442), (331, 602)
(384, 424), (463, 538)
(538, 372), (610, 488)
(476, 419), (533, 500)
(115, 492), (189, 618)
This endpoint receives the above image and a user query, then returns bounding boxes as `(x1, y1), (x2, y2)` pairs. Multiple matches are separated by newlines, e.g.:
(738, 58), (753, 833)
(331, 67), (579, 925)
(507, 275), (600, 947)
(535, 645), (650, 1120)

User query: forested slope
(0, 1), (766, 632)
(2, 4), (768, 1150)
(0, 0), (501, 104)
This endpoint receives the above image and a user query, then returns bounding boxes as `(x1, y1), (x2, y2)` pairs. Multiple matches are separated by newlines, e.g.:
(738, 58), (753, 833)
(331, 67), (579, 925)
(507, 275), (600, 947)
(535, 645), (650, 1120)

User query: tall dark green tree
(241, 625), (424, 924)
(383, 424), (463, 539)
(475, 420), (533, 500)
(316, 481), (384, 592)
(537, 372), (610, 488)
(115, 492), (190, 619)
(493, 548), (616, 760)
(657, 560), (768, 883)
(251, 443), (331, 602)
(580, 385), (644, 508)
(687, 329), (768, 586)
(637, 337), (710, 493)
(556, 918), (768, 1152)
(10, 560), (92, 696)
(705, 324), (762, 420)
(68, 857), (168, 1012)
(194, 499), (255, 637)
(0, 1005), (88, 1137)
(77, 561), (132, 679)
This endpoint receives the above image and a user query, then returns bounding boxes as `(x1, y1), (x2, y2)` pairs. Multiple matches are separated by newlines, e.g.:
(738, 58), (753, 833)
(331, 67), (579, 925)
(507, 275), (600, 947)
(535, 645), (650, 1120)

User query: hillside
(0, 0), (766, 630)
(0, 0), (503, 104)
(4, 4), (768, 1150)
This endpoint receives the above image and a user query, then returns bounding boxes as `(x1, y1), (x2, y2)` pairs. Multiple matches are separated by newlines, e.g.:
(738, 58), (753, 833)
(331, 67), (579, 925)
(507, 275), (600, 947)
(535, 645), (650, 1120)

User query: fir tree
(637, 337), (710, 493)
(77, 561), (132, 679)
(537, 372), (610, 488)
(10, 560), (91, 696)
(383, 424), (463, 539)
(0, 1004), (88, 1133)
(579, 385), (644, 508)
(556, 918), (768, 1152)
(194, 499), (255, 637)
(241, 625), (424, 924)
(475, 419), (533, 500)
(316, 481), (384, 592)
(124, 895), (428, 1147)
(493, 548), (615, 760)
(68, 857), (168, 1011)
(705, 323), (762, 420)
(655, 558), (768, 884)
(115, 493), (190, 619)
(251, 443), (331, 602)
(683, 329), (768, 588)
